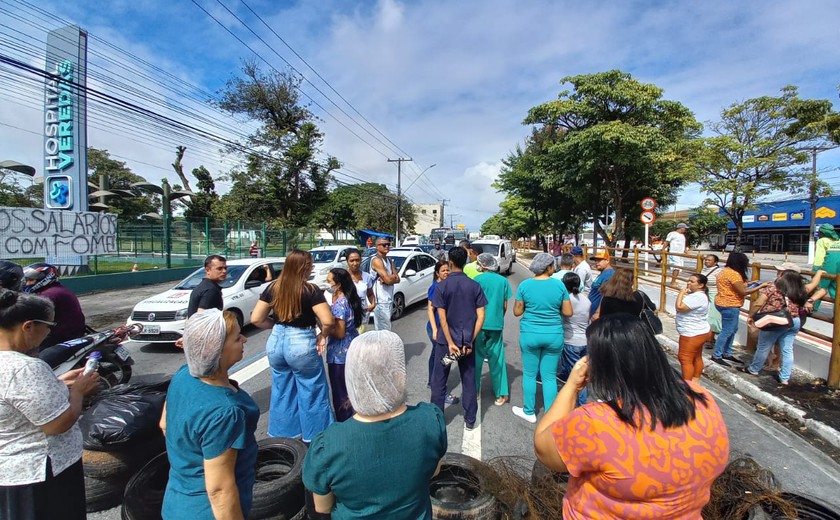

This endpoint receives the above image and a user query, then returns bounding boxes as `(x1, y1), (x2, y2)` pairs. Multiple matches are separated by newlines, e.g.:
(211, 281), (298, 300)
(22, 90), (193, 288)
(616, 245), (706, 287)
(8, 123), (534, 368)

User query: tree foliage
(311, 183), (416, 237)
(697, 86), (839, 244)
(0, 170), (40, 207)
(216, 63), (337, 227)
(183, 165), (220, 219)
(480, 196), (534, 239)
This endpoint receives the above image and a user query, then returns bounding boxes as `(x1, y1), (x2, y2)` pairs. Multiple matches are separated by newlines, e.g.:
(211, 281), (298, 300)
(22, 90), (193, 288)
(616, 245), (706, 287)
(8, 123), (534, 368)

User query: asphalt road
(85, 264), (840, 518)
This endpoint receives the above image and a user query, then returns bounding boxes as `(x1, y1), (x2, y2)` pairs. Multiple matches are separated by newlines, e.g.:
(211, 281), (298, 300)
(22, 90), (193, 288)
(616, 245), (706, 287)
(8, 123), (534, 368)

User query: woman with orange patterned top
(534, 314), (729, 519)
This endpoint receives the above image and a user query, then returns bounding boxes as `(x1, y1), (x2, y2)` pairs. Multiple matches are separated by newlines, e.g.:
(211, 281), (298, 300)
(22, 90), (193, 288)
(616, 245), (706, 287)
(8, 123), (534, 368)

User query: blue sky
(1, 0), (839, 232)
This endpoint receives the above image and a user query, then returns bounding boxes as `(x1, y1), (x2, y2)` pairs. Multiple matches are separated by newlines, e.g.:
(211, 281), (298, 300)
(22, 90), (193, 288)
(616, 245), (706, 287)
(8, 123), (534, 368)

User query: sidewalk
(516, 252), (840, 454)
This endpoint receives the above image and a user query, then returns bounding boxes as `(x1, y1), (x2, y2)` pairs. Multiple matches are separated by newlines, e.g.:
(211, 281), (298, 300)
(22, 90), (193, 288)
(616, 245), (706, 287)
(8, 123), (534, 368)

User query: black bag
(637, 292), (663, 335)
(80, 380), (169, 451)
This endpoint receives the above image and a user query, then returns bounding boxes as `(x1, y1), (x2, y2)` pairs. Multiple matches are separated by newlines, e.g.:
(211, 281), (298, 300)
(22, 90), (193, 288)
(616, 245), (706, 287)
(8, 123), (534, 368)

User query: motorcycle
(40, 324), (142, 388)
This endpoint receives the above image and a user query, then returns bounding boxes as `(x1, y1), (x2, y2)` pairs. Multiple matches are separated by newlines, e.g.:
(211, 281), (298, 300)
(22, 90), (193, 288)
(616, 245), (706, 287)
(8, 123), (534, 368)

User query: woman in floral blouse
(326, 268), (364, 421)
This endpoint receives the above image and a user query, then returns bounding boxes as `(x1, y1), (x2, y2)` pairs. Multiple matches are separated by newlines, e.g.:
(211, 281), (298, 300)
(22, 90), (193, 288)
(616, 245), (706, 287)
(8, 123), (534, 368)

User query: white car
(126, 258), (285, 344)
(470, 238), (515, 275)
(308, 245), (358, 289)
(361, 250), (437, 319)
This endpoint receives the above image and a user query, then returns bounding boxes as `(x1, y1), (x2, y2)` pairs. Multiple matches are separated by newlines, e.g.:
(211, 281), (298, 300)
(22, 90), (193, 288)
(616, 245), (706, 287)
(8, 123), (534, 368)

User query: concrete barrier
(62, 266), (198, 295)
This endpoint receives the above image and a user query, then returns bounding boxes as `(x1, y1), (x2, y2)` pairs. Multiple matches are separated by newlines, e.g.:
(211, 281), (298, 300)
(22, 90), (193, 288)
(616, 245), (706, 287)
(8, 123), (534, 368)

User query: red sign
(640, 198), (657, 211)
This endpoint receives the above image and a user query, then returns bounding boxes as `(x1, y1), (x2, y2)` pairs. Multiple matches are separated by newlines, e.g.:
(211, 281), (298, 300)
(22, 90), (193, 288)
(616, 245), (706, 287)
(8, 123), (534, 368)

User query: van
(469, 238), (515, 275)
(226, 230), (262, 246)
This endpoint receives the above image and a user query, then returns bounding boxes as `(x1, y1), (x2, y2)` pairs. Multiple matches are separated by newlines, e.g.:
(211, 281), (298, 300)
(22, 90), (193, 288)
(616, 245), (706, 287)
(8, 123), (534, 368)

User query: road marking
(231, 354), (270, 383)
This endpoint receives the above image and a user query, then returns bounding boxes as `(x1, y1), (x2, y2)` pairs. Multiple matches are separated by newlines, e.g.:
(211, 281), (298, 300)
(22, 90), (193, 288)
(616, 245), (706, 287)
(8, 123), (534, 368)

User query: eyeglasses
(378, 243), (391, 248)
(31, 319), (57, 329)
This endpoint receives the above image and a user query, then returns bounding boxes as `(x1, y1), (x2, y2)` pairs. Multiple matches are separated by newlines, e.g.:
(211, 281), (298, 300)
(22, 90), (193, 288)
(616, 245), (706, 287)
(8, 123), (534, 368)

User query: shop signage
(743, 215), (755, 223)
(757, 215), (770, 222)
(772, 213), (787, 222)
(790, 212), (805, 220)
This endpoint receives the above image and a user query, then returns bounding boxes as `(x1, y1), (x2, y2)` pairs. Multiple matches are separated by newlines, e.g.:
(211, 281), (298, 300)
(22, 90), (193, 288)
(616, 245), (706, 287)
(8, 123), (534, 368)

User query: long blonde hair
(269, 250), (316, 322)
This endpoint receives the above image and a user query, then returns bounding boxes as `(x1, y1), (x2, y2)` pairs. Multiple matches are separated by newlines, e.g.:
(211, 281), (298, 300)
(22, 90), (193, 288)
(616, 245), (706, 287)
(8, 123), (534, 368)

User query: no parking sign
(640, 211), (656, 225)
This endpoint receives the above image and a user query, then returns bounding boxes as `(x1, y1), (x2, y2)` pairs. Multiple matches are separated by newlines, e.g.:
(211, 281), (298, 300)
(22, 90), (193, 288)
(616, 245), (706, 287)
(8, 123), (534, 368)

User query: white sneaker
(512, 406), (536, 424)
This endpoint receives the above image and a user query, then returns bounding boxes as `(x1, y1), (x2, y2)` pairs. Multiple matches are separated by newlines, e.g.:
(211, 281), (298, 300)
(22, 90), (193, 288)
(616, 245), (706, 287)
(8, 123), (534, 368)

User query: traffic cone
(132, 263), (138, 272)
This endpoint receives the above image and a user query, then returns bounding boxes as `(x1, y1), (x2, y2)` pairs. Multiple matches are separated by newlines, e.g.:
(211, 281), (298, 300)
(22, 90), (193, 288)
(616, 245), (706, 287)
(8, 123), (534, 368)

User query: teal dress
(302, 403), (447, 519)
(162, 365), (259, 519)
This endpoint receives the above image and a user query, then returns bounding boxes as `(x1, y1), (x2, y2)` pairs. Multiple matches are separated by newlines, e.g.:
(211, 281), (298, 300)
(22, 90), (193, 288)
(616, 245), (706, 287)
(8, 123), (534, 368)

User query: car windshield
(174, 265), (249, 290)
(360, 255), (407, 273)
(311, 250), (337, 263)
(474, 244), (501, 256)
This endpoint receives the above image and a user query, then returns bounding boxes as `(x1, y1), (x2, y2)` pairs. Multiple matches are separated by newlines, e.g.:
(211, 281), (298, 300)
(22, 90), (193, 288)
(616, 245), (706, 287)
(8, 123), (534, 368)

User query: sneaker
(710, 356), (731, 367)
(512, 406), (536, 424)
(445, 393), (460, 405)
(722, 355), (743, 364)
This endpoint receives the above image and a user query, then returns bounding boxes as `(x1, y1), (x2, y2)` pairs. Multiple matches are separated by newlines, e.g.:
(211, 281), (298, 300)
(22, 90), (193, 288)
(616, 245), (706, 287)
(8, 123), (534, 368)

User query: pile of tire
(83, 434), (165, 512)
(120, 437), (308, 520)
(430, 453), (498, 520)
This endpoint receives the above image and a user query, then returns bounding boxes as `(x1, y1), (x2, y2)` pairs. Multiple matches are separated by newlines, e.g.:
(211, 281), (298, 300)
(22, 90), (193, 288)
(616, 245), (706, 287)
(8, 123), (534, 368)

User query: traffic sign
(640, 211), (656, 224)
(641, 197), (657, 211)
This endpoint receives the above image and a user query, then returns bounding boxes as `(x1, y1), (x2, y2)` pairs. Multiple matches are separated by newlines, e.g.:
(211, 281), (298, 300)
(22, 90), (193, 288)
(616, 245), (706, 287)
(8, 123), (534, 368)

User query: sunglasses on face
(32, 319), (57, 329)
(378, 243), (391, 248)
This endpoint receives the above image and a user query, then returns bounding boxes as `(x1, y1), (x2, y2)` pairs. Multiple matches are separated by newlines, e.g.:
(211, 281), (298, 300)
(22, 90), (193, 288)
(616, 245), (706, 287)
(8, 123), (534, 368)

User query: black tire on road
(391, 293), (406, 320)
(86, 473), (129, 513)
(121, 451), (169, 520)
(248, 437), (308, 520)
(99, 359), (133, 389)
(505, 262), (513, 275)
(83, 434), (165, 479)
(430, 452), (497, 520)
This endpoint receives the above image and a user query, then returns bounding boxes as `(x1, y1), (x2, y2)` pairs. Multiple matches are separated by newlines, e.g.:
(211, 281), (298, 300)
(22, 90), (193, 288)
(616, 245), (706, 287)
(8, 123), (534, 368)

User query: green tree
(216, 63), (337, 226)
(0, 170), (40, 207)
(523, 70), (701, 248)
(687, 206), (730, 247)
(88, 148), (159, 219)
(183, 165), (220, 219)
(697, 86), (839, 245)
(480, 195), (533, 239)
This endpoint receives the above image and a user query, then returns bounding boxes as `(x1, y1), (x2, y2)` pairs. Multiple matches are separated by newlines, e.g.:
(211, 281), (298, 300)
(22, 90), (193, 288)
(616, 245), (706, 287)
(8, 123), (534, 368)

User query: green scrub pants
(475, 329), (508, 398)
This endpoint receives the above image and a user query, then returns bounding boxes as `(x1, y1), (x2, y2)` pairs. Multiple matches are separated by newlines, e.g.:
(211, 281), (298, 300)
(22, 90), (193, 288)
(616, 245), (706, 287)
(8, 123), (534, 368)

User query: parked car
(361, 250), (437, 319)
(391, 246), (423, 253)
(469, 238), (516, 275)
(126, 258), (285, 344)
(308, 245), (358, 289)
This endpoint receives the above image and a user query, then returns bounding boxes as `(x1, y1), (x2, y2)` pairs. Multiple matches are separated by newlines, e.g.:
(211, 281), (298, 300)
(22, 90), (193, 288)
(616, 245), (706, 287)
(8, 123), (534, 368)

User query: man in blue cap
(571, 247), (593, 292)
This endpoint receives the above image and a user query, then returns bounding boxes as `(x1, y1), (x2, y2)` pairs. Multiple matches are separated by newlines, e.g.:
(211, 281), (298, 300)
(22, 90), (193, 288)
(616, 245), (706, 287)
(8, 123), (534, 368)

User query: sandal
(738, 366), (759, 377)
(494, 396), (509, 406)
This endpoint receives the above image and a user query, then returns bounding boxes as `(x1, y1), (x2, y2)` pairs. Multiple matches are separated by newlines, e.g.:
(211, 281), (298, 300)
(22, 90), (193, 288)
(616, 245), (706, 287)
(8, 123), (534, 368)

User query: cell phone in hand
(746, 281), (762, 289)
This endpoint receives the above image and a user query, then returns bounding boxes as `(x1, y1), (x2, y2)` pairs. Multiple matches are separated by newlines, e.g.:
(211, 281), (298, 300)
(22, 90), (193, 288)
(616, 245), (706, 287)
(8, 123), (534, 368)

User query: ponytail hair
(0, 289), (54, 330)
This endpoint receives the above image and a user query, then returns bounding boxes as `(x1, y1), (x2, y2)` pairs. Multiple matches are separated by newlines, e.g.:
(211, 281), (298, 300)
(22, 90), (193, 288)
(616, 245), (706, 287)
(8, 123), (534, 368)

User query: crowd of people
(0, 231), (828, 518)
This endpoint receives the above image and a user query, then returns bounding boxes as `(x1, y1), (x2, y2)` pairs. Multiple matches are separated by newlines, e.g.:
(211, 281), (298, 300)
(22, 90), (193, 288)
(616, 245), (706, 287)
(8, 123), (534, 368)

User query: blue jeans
(557, 343), (588, 407)
(373, 301), (392, 331)
(748, 317), (801, 383)
(519, 332), (564, 415)
(266, 324), (334, 441)
(713, 305), (741, 358)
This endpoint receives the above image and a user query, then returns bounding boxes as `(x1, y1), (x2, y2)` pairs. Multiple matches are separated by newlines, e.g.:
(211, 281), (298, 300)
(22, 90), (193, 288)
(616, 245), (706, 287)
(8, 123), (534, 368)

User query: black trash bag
(80, 380), (169, 451)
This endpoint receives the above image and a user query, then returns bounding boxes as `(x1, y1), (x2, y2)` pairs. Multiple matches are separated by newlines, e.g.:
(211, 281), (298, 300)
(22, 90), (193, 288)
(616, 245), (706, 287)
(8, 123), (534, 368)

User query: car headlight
(174, 308), (189, 320)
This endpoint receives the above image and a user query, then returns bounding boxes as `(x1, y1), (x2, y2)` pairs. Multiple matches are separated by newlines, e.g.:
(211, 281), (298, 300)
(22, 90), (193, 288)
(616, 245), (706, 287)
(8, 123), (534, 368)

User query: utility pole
(388, 157), (412, 245)
(808, 146), (834, 264)
(440, 199), (449, 227)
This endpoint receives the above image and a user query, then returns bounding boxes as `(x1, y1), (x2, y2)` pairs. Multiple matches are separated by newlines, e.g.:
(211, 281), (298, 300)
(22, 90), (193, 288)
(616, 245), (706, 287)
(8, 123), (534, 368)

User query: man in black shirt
(187, 255), (227, 317)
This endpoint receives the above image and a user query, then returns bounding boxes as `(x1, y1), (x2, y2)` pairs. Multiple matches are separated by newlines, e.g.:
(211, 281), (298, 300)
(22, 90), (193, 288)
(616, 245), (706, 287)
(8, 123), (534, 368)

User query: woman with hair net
(160, 309), (259, 520)
(302, 331), (447, 519)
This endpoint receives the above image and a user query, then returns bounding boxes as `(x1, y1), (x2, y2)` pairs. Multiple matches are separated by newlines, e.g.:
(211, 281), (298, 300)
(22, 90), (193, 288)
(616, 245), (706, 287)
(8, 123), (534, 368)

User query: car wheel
(505, 261), (513, 275)
(391, 293), (405, 320)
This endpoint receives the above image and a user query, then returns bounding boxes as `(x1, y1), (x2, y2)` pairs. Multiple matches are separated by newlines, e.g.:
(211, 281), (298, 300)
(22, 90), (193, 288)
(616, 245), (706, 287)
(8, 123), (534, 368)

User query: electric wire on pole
(388, 157), (412, 244)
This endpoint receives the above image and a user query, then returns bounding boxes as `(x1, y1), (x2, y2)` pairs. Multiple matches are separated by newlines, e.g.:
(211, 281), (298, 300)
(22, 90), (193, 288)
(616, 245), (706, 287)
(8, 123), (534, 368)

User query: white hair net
(183, 308), (227, 377)
(345, 331), (406, 416)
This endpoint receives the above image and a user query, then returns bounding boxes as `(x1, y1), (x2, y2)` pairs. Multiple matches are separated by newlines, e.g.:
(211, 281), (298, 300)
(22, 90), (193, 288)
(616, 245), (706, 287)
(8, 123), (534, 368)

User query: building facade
(413, 203), (444, 236)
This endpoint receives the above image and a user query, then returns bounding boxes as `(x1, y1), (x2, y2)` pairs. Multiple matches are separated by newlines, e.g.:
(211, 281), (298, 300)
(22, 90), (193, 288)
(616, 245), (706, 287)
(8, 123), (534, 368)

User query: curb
(656, 334), (840, 451)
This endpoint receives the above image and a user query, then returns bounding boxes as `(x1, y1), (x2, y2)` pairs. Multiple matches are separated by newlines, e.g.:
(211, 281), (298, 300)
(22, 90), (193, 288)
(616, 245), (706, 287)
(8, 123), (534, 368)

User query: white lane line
(231, 355), (270, 384)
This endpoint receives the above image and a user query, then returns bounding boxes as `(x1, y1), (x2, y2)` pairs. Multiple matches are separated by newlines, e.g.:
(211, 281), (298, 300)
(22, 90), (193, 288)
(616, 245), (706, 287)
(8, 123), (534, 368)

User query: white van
(470, 238), (515, 275)
(401, 235), (421, 246)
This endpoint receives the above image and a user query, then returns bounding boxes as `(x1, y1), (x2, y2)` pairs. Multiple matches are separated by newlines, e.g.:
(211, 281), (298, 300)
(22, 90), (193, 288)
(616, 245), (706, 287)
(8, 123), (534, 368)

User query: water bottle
(83, 352), (102, 376)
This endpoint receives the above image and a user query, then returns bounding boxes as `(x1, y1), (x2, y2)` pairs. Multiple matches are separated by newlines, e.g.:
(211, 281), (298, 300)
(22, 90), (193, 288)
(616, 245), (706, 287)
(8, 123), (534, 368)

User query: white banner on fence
(0, 207), (118, 259)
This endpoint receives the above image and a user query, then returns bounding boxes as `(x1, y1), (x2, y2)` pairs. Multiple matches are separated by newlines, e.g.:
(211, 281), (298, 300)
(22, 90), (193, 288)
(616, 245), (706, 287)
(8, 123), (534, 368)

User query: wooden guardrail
(576, 244), (840, 389)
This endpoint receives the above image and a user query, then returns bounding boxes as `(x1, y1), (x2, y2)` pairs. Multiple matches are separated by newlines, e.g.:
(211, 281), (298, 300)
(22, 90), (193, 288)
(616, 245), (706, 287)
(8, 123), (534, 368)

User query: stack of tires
(80, 381), (169, 513)
(83, 435), (165, 512)
(120, 437), (308, 520)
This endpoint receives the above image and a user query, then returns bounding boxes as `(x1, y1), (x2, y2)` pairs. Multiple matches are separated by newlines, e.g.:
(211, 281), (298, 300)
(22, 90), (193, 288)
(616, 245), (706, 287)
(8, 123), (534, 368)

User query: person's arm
(204, 448), (244, 520)
(159, 402), (167, 436)
(437, 308), (460, 355)
(675, 288), (691, 312)
(534, 357), (589, 472)
(313, 302), (335, 355)
(372, 257), (399, 285)
(331, 317), (346, 339)
(805, 270), (826, 294)
(748, 293), (769, 320)
(250, 300), (275, 329)
(40, 370), (99, 435)
(503, 300), (508, 314)
(806, 287), (828, 311)
(366, 286), (376, 311)
(560, 299), (573, 317)
(471, 307), (486, 350)
(591, 306), (601, 321)
(427, 300), (438, 338)
(513, 299), (525, 317)
(312, 491), (336, 514)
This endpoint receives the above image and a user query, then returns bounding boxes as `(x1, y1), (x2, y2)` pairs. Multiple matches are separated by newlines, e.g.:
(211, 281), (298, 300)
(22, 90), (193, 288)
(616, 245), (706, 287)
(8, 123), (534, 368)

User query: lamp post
(131, 179), (193, 268)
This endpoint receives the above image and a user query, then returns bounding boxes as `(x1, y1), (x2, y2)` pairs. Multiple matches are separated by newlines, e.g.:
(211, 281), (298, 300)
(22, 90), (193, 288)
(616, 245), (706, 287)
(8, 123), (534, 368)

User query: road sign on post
(640, 211), (656, 225)
(641, 197), (657, 211)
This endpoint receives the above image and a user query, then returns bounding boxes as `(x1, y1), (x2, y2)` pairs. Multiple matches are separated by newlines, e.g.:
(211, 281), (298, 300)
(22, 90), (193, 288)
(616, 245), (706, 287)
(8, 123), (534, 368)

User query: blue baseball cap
(571, 246), (584, 256)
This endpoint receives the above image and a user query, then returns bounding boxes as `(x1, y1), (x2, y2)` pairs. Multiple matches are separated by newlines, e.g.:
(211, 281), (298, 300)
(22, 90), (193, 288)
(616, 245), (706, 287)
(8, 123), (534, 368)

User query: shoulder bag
(752, 292), (793, 330)
(636, 291), (663, 335)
